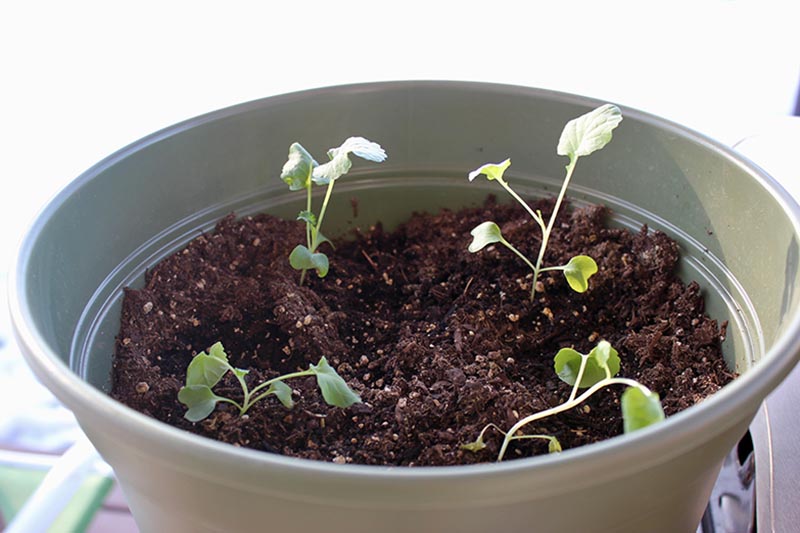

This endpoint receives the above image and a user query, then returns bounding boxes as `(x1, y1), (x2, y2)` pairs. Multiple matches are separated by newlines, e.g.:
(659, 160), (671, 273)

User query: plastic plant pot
(10, 82), (800, 533)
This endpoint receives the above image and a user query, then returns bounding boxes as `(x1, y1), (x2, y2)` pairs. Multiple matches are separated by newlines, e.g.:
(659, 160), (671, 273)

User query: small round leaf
(178, 385), (222, 422)
(289, 245), (330, 277)
(468, 221), (504, 253)
(548, 437), (562, 454)
(554, 342), (620, 388)
(281, 142), (318, 191)
(460, 438), (487, 453)
(468, 158), (511, 182)
(621, 387), (665, 433)
(591, 340), (620, 376)
(310, 356), (361, 408)
(563, 255), (598, 293)
(269, 380), (295, 409)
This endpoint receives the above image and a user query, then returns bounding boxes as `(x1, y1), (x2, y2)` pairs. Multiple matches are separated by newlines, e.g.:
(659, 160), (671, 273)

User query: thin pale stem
(247, 387), (282, 410)
(499, 238), (537, 274)
(240, 369), (315, 414)
(305, 180), (313, 249)
(567, 354), (589, 403)
(498, 179), (541, 224)
(311, 180), (336, 252)
(530, 157), (579, 297)
(497, 376), (651, 461)
(248, 369), (314, 398)
(230, 365), (253, 414)
(216, 396), (244, 415)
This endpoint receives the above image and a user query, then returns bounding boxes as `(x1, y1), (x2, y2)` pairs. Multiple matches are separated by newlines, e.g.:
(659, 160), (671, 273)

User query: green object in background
(0, 464), (113, 532)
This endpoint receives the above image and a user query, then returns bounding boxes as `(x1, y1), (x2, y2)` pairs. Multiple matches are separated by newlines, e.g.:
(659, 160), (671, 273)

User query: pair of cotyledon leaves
(555, 340), (665, 432)
(281, 136), (388, 191)
(178, 342), (361, 423)
(468, 221), (598, 293)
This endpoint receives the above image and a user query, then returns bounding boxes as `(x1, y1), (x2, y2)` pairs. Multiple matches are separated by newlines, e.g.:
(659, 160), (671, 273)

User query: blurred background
(1, 0), (798, 530)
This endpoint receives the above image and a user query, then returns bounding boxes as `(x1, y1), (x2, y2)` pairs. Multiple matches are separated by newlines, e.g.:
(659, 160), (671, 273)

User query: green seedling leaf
(621, 387), (665, 432)
(563, 255), (598, 293)
(557, 104), (623, 160)
(232, 367), (250, 380)
(309, 356), (361, 408)
(328, 136), (388, 163)
(312, 136), (387, 185)
(315, 231), (334, 250)
(554, 341), (621, 388)
(591, 340), (617, 374)
(460, 436), (487, 453)
(554, 348), (589, 387)
(468, 158), (512, 183)
(289, 245), (330, 277)
(178, 384), (223, 422)
(297, 210), (317, 226)
(269, 380), (294, 409)
(468, 221), (504, 253)
(281, 142), (318, 191)
(186, 343), (231, 388)
(548, 436), (562, 453)
(207, 341), (227, 361)
(312, 151), (352, 185)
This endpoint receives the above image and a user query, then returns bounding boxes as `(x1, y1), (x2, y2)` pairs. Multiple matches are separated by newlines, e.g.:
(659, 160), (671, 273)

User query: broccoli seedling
(462, 340), (664, 461)
(280, 137), (387, 284)
(461, 106), (664, 460)
(468, 104), (622, 300)
(177, 342), (361, 422)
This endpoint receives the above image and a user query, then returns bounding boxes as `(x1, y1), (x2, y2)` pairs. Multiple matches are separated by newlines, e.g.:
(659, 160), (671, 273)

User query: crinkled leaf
(557, 104), (623, 160)
(621, 387), (665, 433)
(312, 136), (386, 185)
(312, 152), (352, 185)
(207, 342), (227, 361)
(468, 158), (511, 183)
(309, 356), (361, 408)
(178, 384), (222, 422)
(269, 380), (294, 409)
(563, 255), (598, 293)
(289, 245), (330, 277)
(297, 210), (317, 226)
(548, 436), (562, 453)
(554, 342), (620, 388)
(468, 221), (504, 253)
(281, 142), (318, 191)
(328, 136), (387, 163)
(186, 343), (230, 388)
(460, 437), (487, 453)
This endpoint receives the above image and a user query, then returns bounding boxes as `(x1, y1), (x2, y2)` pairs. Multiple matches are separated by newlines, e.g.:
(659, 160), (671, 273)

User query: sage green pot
(10, 82), (800, 533)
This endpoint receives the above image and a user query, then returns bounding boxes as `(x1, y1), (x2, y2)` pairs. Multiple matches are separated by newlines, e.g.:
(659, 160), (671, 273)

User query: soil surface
(111, 196), (733, 466)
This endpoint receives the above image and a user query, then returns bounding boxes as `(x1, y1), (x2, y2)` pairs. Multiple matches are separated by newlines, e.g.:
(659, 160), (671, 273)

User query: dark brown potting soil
(111, 196), (733, 466)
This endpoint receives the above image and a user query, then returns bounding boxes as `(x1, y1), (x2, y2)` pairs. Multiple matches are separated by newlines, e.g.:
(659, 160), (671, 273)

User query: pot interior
(71, 171), (757, 391)
(16, 81), (800, 423)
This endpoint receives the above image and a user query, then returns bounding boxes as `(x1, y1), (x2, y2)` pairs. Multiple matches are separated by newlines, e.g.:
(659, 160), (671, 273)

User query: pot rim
(9, 80), (800, 485)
